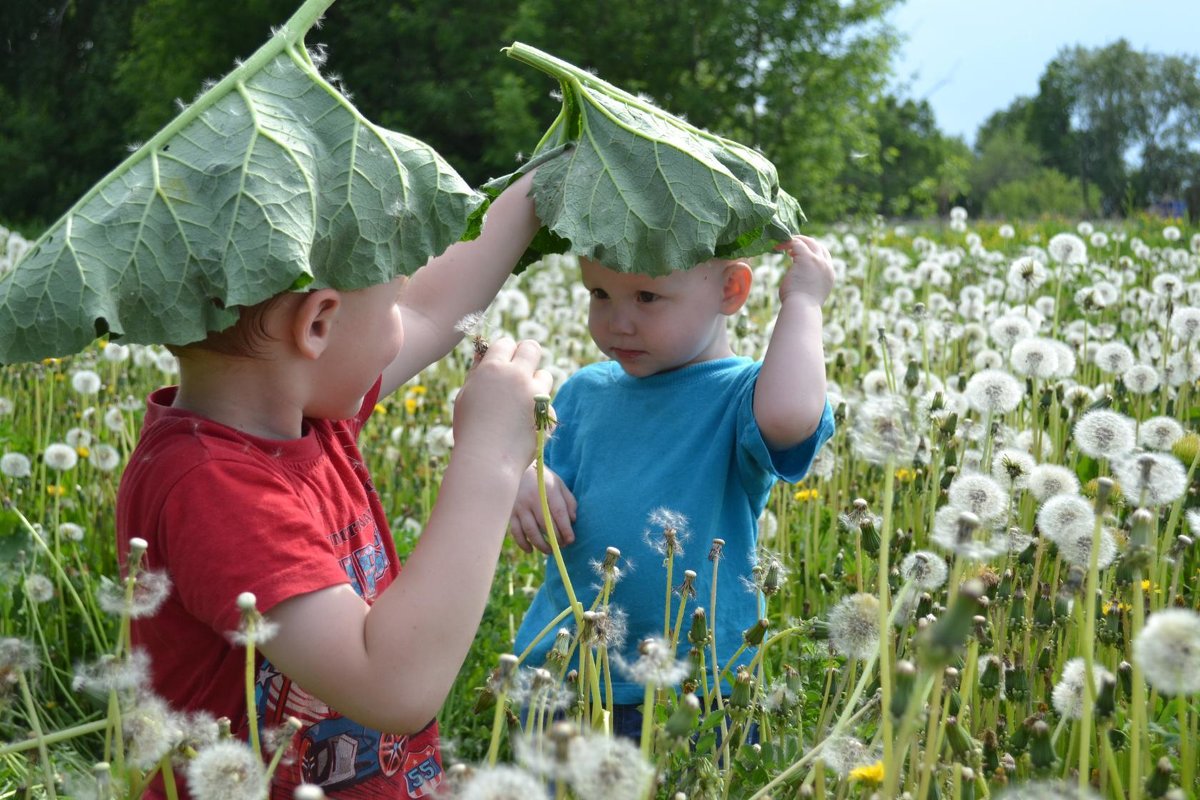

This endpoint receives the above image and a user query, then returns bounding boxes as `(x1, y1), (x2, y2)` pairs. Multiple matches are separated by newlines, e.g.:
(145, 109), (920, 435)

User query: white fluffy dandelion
(1051, 657), (1115, 720)
(1073, 410), (1136, 460)
(1055, 527), (1117, 569)
(24, 574), (54, 604)
(1047, 232), (1088, 265)
(43, 442), (78, 472)
(931, 506), (1010, 561)
(1037, 494), (1096, 546)
(70, 369), (102, 395)
(616, 636), (690, 686)
(1093, 342), (1134, 375)
(459, 765), (550, 800)
(185, 740), (266, 800)
(992, 448), (1035, 492)
(964, 369), (1024, 415)
(1138, 416), (1184, 451)
(827, 593), (881, 661)
(1132, 608), (1200, 695)
(1010, 337), (1060, 379)
(89, 444), (122, 472)
(948, 473), (1009, 521)
(123, 692), (184, 770)
(1122, 364), (1160, 395)
(899, 551), (948, 590)
(565, 733), (655, 798)
(1027, 464), (1081, 501)
(1168, 306), (1200, 344)
(97, 571), (172, 619)
(0, 452), (31, 478)
(851, 395), (917, 465)
(1113, 451), (1187, 507)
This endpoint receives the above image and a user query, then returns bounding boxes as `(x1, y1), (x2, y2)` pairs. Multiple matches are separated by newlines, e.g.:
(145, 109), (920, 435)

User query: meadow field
(1, 213), (1198, 799)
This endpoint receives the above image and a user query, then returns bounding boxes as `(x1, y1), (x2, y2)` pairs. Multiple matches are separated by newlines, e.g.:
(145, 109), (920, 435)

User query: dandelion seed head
(1138, 416), (1184, 451)
(827, 593), (880, 661)
(70, 369), (102, 395)
(615, 636), (690, 686)
(44, 442), (78, 471)
(0, 451), (31, 478)
(565, 733), (655, 798)
(186, 740), (266, 800)
(1168, 306), (1200, 343)
(821, 735), (880, 778)
(1056, 527), (1117, 569)
(1093, 341), (1134, 375)
(89, 443), (122, 472)
(964, 369), (1024, 415)
(59, 522), (85, 542)
(1122, 364), (1159, 395)
(0, 397), (11, 415)
(899, 551), (948, 590)
(1007, 256), (1049, 294)
(124, 692), (184, 770)
(24, 573), (54, 603)
(1112, 451), (1187, 507)
(458, 762), (552, 800)
(994, 780), (1101, 799)
(851, 395), (917, 465)
(1073, 409), (1136, 460)
(948, 473), (1009, 521)
(1036, 494), (1095, 545)
(97, 571), (172, 619)
(931, 506), (1009, 561)
(1132, 608), (1200, 695)
(1009, 337), (1060, 378)
(1047, 232), (1088, 265)
(1051, 657), (1114, 720)
(1027, 464), (1080, 501)
(989, 315), (1034, 349)
(456, 311), (487, 337)
(73, 649), (152, 696)
(991, 448), (1035, 491)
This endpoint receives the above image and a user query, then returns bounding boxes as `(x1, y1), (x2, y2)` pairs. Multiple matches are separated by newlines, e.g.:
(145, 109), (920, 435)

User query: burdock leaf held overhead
(488, 43), (805, 276)
(0, 0), (483, 363)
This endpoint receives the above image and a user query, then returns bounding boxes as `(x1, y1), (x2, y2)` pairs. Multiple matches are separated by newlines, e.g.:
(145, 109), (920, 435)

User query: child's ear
(292, 289), (341, 359)
(720, 261), (753, 315)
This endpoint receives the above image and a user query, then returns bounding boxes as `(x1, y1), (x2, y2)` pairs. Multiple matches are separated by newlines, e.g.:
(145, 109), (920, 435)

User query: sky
(887, 0), (1200, 145)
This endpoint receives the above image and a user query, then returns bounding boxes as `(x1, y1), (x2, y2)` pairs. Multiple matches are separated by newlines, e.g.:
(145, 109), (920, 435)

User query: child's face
(313, 276), (407, 418)
(580, 258), (733, 378)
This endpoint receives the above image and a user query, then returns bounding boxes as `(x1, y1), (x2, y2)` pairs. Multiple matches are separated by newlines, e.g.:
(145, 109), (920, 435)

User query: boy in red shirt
(117, 174), (550, 799)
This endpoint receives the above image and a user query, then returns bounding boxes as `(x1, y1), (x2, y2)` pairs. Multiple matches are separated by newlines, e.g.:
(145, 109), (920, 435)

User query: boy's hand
(509, 465), (577, 554)
(451, 337), (552, 473)
(775, 235), (835, 306)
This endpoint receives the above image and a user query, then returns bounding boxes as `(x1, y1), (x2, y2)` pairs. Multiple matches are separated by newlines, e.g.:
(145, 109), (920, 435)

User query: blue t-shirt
(513, 356), (835, 703)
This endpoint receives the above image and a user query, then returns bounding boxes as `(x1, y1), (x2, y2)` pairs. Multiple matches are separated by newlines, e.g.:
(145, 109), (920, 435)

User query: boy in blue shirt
(508, 235), (836, 736)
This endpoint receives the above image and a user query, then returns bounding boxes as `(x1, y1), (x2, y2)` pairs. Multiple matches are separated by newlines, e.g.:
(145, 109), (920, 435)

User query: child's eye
(636, 291), (659, 303)
(589, 288), (609, 300)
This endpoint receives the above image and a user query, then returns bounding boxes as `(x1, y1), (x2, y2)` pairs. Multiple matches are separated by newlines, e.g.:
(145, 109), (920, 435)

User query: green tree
(0, 1), (141, 228)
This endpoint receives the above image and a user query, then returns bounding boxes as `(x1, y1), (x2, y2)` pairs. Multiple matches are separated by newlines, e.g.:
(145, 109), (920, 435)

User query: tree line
(2, 1), (1197, 233)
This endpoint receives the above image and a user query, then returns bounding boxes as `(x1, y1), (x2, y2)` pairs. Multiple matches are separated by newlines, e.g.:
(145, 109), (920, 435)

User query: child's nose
(607, 304), (636, 334)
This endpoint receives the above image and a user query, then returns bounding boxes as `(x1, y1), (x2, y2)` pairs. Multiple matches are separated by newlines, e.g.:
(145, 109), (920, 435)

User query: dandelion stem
(0, 719), (109, 757)
(536, 427), (585, 629)
(16, 669), (57, 800)
(514, 606), (573, 665)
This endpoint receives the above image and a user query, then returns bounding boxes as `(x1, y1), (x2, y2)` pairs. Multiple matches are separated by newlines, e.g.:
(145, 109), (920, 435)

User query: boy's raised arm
(754, 235), (836, 450)
(381, 172), (541, 396)
(259, 337), (550, 733)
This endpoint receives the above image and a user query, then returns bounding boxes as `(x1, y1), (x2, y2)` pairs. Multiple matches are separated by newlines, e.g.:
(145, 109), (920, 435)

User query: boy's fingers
(509, 518), (532, 553)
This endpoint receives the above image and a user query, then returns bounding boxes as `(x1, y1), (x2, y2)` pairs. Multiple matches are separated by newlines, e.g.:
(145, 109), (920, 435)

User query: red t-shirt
(116, 381), (443, 799)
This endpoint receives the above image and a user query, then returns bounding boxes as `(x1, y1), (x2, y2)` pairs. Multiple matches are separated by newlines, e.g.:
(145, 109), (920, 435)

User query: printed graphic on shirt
(251, 514), (442, 798)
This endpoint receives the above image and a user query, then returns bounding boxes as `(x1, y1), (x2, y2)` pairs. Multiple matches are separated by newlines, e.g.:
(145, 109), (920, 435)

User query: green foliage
(983, 168), (1098, 220)
(0, 5), (484, 363)
(487, 43), (803, 274)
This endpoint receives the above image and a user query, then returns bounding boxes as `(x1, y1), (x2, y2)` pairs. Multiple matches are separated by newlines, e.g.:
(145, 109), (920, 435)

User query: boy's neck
(172, 352), (308, 440)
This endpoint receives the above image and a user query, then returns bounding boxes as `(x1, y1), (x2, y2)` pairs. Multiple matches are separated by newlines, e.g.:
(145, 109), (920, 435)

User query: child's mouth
(611, 348), (644, 361)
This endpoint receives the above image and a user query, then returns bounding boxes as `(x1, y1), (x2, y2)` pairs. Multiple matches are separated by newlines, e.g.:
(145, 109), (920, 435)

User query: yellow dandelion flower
(373, 403), (387, 416)
(42, 357), (61, 366)
(794, 488), (820, 502)
(849, 761), (885, 786)
(409, 385), (427, 395)
(405, 398), (419, 415)
(894, 468), (917, 482)
(46, 485), (67, 497)
(1141, 579), (1152, 593)
(76, 446), (90, 458)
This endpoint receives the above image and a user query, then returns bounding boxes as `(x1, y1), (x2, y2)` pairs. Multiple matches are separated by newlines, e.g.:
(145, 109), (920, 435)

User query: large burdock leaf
(489, 43), (804, 276)
(0, 0), (483, 363)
